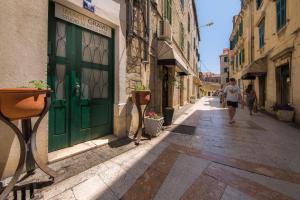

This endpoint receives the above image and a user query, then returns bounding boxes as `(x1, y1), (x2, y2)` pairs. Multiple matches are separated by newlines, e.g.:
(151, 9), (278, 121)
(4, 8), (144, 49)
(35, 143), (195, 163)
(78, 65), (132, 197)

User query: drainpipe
(249, 1), (253, 63)
(143, 0), (150, 63)
(127, 0), (134, 38)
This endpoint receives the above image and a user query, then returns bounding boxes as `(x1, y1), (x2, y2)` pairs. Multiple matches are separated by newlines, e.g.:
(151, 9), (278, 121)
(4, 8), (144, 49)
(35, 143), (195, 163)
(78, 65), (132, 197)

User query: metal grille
(55, 64), (66, 100)
(82, 31), (109, 65)
(81, 68), (108, 99)
(56, 22), (66, 57)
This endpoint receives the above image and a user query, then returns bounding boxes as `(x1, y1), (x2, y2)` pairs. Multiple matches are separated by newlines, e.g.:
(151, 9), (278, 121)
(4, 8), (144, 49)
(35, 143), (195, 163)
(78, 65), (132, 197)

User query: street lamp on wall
(199, 22), (214, 28)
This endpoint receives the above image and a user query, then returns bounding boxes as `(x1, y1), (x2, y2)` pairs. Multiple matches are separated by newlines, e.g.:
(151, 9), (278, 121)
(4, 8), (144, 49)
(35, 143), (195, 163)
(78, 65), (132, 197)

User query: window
(230, 40), (234, 50)
(188, 14), (190, 32)
(180, 0), (184, 11)
(259, 20), (265, 48)
(224, 68), (228, 73)
(187, 42), (190, 61)
(236, 54), (239, 71)
(241, 49), (245, 64)
(165, 0), (172, 24)
(180, 23), (184, 49)
(239, 20), (243, 36)
(224, 56), (228, 63)
(256, 0), (262, 9)
(239, 49), (245, 66)
(193, 38), (195, 49)
(276, 0), (286, 31)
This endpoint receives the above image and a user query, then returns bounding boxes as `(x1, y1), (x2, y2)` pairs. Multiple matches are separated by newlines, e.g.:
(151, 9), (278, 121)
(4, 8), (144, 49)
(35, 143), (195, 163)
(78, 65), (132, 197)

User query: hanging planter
(131, 84), (151, 105)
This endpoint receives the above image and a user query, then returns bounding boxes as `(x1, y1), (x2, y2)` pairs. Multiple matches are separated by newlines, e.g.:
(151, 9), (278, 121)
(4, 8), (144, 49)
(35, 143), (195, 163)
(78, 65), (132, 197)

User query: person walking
(244, 84), (257, 115)
(223, 78), (242, 124)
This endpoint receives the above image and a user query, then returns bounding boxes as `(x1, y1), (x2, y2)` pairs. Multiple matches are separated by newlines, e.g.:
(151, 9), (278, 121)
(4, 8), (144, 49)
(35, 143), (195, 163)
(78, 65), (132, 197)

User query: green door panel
(48, 1), (114, 152)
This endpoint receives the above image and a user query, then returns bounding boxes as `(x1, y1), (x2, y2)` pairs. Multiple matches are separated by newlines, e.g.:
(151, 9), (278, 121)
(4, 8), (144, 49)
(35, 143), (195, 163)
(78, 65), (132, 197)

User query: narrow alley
(35, 97), (300, 200)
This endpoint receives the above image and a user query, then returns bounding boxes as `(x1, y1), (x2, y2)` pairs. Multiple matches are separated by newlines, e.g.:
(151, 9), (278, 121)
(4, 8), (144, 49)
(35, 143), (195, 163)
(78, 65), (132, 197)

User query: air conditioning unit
(158, 20), (172, 42)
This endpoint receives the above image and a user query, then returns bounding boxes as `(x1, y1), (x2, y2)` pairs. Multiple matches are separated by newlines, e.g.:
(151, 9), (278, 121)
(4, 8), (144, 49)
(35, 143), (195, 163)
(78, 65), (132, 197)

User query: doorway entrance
(258, 76), (266, 108)
(47, 3), (114, 152)
(162, 66), (169, 108)
(276, 64), (290, 105)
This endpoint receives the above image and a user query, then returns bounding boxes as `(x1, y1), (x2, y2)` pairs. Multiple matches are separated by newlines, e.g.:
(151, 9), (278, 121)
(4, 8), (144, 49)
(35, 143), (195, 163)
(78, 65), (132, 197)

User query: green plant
(21, 80), (50, 90)
(158, 69), (181, 88)
(135, 83), (149, 91)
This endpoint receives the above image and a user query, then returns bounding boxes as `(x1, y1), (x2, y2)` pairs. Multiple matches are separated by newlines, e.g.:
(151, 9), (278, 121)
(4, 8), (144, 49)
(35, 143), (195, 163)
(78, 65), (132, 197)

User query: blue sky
(196, 0), (241, 73)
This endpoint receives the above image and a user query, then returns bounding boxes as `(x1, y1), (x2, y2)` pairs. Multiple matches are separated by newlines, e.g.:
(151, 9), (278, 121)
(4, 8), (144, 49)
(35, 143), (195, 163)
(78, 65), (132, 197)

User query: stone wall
(0, 0), (49, 179)
(229, 0), (300, 123)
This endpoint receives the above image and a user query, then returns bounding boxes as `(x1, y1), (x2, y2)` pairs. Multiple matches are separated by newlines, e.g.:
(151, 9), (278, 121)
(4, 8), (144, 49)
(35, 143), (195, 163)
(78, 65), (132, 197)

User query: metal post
(22, 119), (35, 174)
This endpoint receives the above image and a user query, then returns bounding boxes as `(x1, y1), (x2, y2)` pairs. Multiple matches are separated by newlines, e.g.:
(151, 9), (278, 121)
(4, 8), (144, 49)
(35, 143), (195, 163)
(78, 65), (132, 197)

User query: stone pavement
(11, 97), (300, 199)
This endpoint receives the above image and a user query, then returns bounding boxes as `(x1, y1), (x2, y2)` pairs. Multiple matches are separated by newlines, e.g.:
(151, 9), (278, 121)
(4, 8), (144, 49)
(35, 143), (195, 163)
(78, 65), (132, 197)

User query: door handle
(75, 83), (81, 97)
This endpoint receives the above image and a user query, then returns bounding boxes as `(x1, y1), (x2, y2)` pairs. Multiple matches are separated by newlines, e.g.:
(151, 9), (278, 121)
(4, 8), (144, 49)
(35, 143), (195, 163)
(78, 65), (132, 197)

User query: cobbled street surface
(37, 97), (300, 200)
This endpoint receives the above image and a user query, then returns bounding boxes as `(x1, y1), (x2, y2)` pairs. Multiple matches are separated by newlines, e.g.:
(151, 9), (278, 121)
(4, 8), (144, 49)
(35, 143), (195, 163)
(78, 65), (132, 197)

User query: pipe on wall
(143, 0), (150, 63)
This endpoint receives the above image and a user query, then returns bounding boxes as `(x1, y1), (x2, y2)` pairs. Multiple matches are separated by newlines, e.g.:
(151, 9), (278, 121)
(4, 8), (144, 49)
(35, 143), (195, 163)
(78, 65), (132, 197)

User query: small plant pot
(132, 91), (151, 105)
(190, 96), (196, 104)
(0, 88), (49, 120)
(163, 107), (174, 126)
(276, 110), (295, 122)
(144, 117), (164, 137)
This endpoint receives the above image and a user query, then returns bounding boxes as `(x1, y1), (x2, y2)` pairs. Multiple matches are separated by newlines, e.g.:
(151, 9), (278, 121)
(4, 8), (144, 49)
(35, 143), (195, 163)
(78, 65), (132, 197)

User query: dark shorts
(227, 101), (238, 108)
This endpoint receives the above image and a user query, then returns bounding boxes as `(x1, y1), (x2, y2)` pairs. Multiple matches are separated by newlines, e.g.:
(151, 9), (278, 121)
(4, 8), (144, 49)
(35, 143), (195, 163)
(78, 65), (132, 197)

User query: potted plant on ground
(272, 103), (295, 122)
(144, 111), (164, 137)
(0, 80), (50, 120)
(190, 96), (196, 104)
(131, 83), (151, 105)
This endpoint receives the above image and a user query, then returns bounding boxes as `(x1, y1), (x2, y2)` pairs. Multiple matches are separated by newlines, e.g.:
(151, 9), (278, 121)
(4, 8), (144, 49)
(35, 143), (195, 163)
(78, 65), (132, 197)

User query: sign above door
(55, 3), (112, 38)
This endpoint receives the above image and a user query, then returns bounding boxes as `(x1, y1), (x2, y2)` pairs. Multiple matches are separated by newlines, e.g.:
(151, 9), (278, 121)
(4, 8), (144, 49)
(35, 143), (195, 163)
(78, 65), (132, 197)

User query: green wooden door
(48, 3), (114, 152)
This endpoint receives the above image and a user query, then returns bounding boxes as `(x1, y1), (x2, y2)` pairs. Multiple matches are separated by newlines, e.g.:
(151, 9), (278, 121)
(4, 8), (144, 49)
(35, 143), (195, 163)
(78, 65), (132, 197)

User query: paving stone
(48, 189), (76, 200)
(153, 154), (210, 200)
(72, 176), (118, 200)
(221, 186), (255, 200)
(214, 163), (300, 200)
(11, 97), (300, 200)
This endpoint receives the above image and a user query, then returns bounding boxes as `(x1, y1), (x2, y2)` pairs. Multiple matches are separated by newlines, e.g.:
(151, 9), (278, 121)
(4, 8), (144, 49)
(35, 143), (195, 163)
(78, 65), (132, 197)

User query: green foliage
(158, 69), (180, 88)
(135, 83), (149, 91)
(21, 80), (50, 90)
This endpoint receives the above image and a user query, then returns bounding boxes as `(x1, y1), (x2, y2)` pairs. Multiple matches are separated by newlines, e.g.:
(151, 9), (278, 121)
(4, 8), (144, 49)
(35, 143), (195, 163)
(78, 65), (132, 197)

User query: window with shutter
(180, 23), (184, 50)
(259, 20), (265, 48)
(188, 14), (190, 32)
(239, 21), (243, 36)
(165, 0), (172, 24)
(187, 42), (190, 61)
(256, 0), (262, 9)
(276, 0), (286, 31)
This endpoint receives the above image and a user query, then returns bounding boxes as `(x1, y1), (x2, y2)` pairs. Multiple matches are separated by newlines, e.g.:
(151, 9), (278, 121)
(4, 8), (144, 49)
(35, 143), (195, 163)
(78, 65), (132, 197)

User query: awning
(157, 40), (189, 75)
(241, 56), (267, 80)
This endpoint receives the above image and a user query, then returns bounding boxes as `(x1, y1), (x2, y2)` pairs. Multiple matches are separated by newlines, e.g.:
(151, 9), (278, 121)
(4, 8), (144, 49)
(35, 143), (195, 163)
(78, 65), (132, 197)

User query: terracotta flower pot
(0, 88), (49, 120)
(131, 91), (151, 105)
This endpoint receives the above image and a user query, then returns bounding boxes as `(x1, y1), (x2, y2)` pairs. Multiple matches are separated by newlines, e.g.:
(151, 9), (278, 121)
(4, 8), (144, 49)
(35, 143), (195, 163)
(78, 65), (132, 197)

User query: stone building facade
(219, 48), (230, 86)
(0, 0), (200, 179)
(229, 0), (300, 123)
(125, 0), (200, 131)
